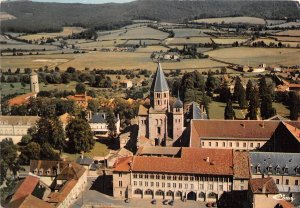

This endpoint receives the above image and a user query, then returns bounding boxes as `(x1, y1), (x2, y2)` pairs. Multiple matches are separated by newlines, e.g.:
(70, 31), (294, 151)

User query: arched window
(134, 189), (142, 194)
(208, 192), (217, 199)
(156, 190), (164, 196)
(156, 119), (159, 125)
(145, 189), (153, 195)
(166, 190), (173, 196)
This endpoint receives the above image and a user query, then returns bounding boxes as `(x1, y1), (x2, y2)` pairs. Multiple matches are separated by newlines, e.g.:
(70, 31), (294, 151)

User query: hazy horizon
(2, 0), (135, 3)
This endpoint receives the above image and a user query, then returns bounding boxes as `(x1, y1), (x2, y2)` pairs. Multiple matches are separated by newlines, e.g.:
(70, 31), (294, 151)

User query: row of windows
(275, 179), (298, 186)
(254, 165), (300, 175)
(156, 100), (168, 106)
(156, 93), (168, 99)
(202, 141), (261, 149)
(131, 181), (228, 191)
(132, 174), (231, 182)
(133, 189), (221, 198)
(174, 119), (181, 123)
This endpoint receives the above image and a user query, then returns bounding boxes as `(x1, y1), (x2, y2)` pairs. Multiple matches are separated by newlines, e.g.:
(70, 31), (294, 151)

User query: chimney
(262, 121), (265, 128)
(262, 184), (266, 193)
(206, 157), (210, 163)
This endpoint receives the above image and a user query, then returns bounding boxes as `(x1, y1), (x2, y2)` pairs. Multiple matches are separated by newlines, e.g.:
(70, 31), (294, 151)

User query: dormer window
(284, 167), (288, 174)
(38, 169), (43, 175)
(276, 166), (280, 174)
(295, 166), (300, 175)
(256, 165), (261, 173)
(267, 165), (272, 173)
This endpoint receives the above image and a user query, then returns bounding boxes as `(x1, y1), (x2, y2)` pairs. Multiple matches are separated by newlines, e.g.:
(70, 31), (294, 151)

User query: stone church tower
(137, 63), (185, 147)
(148, 63), (170, 145)
(172, 92), (184, 141)
(30, 72), (39, 93)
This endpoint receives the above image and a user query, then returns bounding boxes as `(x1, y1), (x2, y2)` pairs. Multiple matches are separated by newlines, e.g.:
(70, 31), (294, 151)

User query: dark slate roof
(150, 63), (169, 92)
(89, 113), (106, 123)
(249, 152), (300, 176)
(173, 97), (183, 108)
(76, 156), (94, 166)
(190, 102), (207, 119)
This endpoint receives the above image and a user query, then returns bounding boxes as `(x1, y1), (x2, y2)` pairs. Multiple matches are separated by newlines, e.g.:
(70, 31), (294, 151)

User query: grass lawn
(273, 102), (290, 118)
(209, 100), (244, 119)
(61, 141), (110, 161)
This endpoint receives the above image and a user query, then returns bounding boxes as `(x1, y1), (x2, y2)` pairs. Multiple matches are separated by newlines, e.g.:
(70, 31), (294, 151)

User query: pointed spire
(150, 62), (169, 92)
(173, 89), (183, 108)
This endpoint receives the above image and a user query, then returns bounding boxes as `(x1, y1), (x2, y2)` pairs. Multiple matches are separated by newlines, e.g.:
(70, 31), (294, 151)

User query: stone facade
(0, 116), (39, 143)
(138, 63), (184, 146)
(30, 72), (40, 93)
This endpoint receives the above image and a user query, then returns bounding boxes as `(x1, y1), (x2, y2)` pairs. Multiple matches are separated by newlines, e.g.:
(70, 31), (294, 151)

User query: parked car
(206, 202), (213, 207)
(163, 199), (169, 205)
(151, 199), (157, 204)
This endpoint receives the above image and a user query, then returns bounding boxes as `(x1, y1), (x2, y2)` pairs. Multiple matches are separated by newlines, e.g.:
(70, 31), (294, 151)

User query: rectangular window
(134, 181), (137, 186)
(161, 175), (165, 180)
(139, 174), (143, 179)
(219, 185), (223, 191)
(200, 184), (204, 189)
(139, 181), (142, 186)
(295, 180), (298, 185)
(145, 174), (148, 179)
(145, 182), (148, 186)
(190, 184), (194, 189)
(257, 143), (261, 148)
(120, 191), (122, 195)
(173, 183), (176, 188)
(156, 182), (159, 187)
(119, 181), (122, 187)
(190, 176), (194, 181)
(222, 142), (225, 147)
(250, 143), (253, 148)
(167, 176), (171, 180)
(236, 142), (239, 147)
(286, 179), (289, 185)
(119, 173), (122, 177)
(241, 180), (244, 184)
(215, 142), (218, 147)
(133, 174), (137, 179)
(167, 183), (171, 188)
(209, 142), (211, 147)
(157, 127), (161, 134)
(179, 183), (182, 188)
(202, 142), (205, 147)
(151, 182), (154, 187)
(209, 184), (213, 190)
(185, 184), (188, 189)
(243, 143), (246, 147)
(229, 142), (232, 147)
(162, 182), (165, 187)
(276, 179), (279, 184)
(156, 175), (160, 179)
(241, 186), (244, 190)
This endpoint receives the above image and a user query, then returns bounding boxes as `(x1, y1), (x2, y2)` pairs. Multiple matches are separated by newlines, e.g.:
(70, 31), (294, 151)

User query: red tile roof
(190, 120), (281, 147)
(283, 122), (300, 142)
(11, 175), (39, 202)
(47, 179), (77, 203)
(8, 92), (37, 106)
(233, 151), (250, 179)
(249, 177), (279, 194)
(114, 148), (234, 176)
(7, 194), (53, 208)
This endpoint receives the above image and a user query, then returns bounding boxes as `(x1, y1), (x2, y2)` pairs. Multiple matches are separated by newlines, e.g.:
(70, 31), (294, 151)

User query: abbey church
(137, 63), (207, 147)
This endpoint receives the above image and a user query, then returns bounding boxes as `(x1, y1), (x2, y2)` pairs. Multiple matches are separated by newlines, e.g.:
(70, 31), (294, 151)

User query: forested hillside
(1, 0), (299, 33)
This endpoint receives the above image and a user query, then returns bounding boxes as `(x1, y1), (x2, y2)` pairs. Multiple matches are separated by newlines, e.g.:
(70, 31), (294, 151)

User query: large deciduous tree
(66, 118), (95, 153)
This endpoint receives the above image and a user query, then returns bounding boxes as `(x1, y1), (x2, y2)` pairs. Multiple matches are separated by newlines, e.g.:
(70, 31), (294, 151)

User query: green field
(172, 28), (215, 38)
(205, 47), (300, 66)
(209, 101), (245, 119)
(192, 16), (266, 25)
(61, 141), (109, 161)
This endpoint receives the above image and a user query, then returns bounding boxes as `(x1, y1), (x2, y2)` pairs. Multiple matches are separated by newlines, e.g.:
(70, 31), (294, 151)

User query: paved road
(72, 177), (209, 208)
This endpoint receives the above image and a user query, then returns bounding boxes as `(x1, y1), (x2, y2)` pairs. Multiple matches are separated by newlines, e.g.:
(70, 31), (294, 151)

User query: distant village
(0, 62), (299, 208)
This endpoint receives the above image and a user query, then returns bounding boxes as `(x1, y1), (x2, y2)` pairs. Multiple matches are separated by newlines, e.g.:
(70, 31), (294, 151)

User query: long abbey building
(137, 63), (185, 146)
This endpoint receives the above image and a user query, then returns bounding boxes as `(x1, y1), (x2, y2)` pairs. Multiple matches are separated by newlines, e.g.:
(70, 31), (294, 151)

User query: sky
(32, 0), (134, 3)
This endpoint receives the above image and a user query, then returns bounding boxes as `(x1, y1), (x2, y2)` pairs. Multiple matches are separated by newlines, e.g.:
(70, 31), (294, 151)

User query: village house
(7, 72), (39, 108)
(112, 147), (250, 202)
(248, 177), (280, 208)
(120, 80), (133, 89)
(67, 93), (93, 109)
(29, 159), (88, 208)
(88, 112), (120, 137)
(0, 116), (39, 143)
